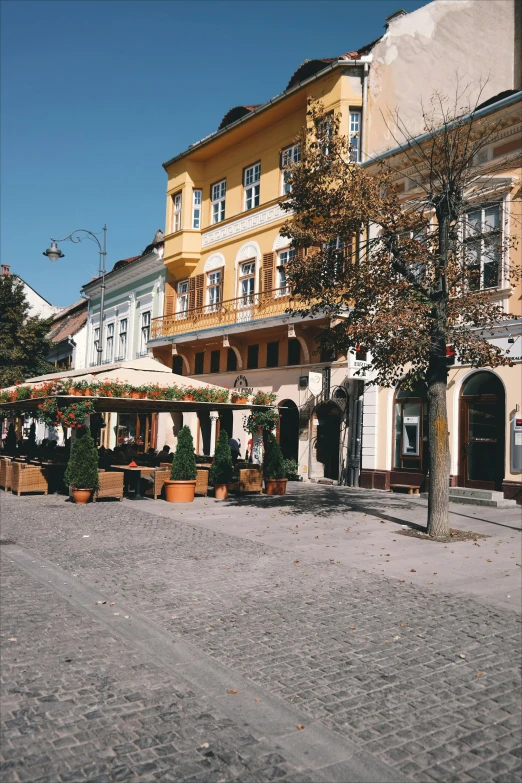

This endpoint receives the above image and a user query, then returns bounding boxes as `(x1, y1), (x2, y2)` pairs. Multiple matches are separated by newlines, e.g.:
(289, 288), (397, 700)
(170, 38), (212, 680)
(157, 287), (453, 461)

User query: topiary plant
(263, 433), (286, 480)
(170, 425), (197, 481)
(64, 428), (100, 490)
(209, 430), (233, 485)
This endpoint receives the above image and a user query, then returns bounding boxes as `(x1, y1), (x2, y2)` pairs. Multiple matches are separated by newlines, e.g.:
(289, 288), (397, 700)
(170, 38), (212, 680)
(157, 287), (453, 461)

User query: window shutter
(165, 280), (176, 315)
(195, 273), (205, 309)
(188, 276), (196, 310)
(296, 246), (305, 261)
(220, 268), (225, 303)
(262, 252), (275, 292)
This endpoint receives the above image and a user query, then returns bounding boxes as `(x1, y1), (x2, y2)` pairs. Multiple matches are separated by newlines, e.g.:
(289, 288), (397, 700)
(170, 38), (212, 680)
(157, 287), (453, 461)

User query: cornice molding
(202, 202), (289, 248)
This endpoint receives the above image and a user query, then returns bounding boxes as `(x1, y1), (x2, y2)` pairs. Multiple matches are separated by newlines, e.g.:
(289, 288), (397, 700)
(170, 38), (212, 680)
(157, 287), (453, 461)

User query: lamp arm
(52, 228), (103, 255)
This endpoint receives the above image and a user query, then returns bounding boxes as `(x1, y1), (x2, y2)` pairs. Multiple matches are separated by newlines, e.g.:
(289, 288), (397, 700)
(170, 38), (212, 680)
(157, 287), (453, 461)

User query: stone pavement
(0, 485), (521, 783)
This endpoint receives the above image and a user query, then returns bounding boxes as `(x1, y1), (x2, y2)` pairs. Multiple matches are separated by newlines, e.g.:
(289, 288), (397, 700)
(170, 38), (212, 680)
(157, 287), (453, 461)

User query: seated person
(155, 444), (173, 465)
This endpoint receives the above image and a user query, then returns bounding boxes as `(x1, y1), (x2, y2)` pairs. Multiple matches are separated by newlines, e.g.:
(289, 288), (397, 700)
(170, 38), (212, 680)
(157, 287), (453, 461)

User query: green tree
(170, 426), (197, 481)
(0, 274), (55, 387)
(64, 428), (99, 490)
(209, 430), (233, 485)
(281, 96), (521, 539)
(263, 433), (286, 480)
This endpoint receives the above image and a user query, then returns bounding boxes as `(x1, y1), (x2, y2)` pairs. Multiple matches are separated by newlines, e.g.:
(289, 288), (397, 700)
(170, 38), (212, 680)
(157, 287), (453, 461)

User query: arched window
(393, 382), (428, 471)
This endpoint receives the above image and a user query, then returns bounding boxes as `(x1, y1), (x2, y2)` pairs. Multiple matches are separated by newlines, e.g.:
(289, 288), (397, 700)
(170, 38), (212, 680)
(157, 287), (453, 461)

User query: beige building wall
(367, 0), (519, 157)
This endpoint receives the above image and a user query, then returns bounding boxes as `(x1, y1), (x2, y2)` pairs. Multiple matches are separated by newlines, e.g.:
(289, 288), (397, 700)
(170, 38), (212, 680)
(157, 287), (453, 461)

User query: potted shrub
(64, 428), (100, 504)
(263, 433), (288, 495)
(209, 430), (233, 499)
(283, 458), (300, 481)
(164, 426), (197, 502)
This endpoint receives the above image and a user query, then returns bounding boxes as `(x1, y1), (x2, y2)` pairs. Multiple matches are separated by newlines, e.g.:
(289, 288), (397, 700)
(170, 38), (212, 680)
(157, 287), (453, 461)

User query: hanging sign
(308, 371), (323, 396)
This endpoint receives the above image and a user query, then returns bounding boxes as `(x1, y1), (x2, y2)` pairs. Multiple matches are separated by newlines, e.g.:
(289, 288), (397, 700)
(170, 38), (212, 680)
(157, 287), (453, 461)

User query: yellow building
(150, 54), (371, 478)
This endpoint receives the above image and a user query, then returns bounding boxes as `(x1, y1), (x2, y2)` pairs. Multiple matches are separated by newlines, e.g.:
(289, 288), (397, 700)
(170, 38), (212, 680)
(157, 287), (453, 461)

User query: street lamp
(43, 226), (107, 365)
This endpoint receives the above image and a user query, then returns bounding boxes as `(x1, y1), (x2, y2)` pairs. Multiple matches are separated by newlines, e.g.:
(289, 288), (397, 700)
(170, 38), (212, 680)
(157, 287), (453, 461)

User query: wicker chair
(239, 467), (263, 494)
(10, 462), (48, 496)
(144, 468), (170, 501)
(0, 457), (12, 491)
(93, 470), (124, 502)
(195, 469), (209, 497)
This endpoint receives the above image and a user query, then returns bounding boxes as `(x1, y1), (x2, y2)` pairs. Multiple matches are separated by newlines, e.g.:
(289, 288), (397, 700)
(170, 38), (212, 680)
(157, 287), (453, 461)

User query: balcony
(151, 287), (294, 340)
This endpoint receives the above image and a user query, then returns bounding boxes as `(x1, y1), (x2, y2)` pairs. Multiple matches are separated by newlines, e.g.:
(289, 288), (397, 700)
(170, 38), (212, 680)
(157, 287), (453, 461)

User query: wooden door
(459, 395), (504, 490)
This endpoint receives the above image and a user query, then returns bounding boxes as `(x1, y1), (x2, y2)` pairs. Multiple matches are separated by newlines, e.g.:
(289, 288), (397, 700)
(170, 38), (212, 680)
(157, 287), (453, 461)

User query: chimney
(385, 9), (408, 30)
(1, 264), (11, 276)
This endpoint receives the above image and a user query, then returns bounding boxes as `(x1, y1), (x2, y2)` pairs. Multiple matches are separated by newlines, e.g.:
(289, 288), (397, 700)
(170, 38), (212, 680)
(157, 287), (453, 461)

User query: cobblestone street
(1, 486), (521, 783)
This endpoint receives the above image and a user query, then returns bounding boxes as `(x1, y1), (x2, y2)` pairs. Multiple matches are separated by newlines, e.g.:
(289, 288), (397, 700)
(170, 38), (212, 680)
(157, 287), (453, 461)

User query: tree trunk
(426, 357), (450, 538)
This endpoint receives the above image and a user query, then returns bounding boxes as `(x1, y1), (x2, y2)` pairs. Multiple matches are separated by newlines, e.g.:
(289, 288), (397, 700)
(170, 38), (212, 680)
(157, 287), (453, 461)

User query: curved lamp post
(43, 226), (107, 365)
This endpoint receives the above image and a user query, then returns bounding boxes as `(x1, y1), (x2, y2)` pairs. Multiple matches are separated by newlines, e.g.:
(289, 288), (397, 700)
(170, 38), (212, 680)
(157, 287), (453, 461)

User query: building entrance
(314, 402), (341, 481)
(278, 399), (299, 462)
(459, 372), (505, 490)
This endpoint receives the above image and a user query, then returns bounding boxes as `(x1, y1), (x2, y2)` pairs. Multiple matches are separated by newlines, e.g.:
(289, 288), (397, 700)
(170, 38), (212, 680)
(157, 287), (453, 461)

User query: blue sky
(1, 0), (428, 306)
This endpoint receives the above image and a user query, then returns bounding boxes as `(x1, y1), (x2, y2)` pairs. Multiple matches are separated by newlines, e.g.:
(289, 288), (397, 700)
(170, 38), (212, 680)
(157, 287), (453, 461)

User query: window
(317, 113), (333, 155)
(140, 311), (151, 353)
(173, 192), (182, 232)
(207, 270), (222, 311)
(349, 111), (361, 162)
(173, 355), (183, 375)
(465, 204), (501, 290)
(92, 327), (100, 364)
(194, 351), (205, 375)
(394, 383), (428, 471)
(177, 280), (189, 318)
(192, 189), (202, 229)
(226, 348), (237, 371)
(281, 144), (301, 194)
(288, 338), (301, 366)
(244, 163), (260, 210)
(239, 260), (256, 306)
(105, 322), (115, 363)
(210, 349), (221, 373)
(276, 248), (294, 294)
(266, 341), (279, 368)
(211, 180), (226, 224)
(117, 318), (127, 360)
(247, 344), (259, 369)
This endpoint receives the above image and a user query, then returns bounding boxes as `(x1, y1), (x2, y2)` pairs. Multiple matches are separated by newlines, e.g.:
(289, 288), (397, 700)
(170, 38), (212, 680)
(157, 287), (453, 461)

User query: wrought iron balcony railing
(151, 287), (293, 340)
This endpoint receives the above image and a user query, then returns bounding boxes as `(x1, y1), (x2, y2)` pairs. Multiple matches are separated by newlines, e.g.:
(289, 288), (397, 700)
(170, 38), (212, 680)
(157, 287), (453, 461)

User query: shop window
(394, 382), (428, 471)
(288, 338), (301, 366)
(247, 344), (259, 370)
(194, 352), (205, 375)
(210, 349), (221, 373)
(266, 341), (279, 368)
(226, 348), (237, 371)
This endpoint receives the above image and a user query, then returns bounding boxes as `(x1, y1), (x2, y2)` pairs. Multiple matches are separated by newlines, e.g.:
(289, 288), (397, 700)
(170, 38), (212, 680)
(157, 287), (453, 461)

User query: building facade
(82, 231), (166, 452)
(149, 0), (521, 482)
(46, 299), (89, 372)
(359, 91), (522, 503)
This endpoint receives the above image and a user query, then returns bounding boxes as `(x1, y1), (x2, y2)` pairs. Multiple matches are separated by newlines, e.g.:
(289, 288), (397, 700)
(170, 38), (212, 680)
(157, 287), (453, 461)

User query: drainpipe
(360, 62), (369, 163)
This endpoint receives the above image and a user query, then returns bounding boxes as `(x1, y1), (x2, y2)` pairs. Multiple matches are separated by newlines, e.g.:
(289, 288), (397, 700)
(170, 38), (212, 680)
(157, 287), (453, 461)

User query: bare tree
(281, 90), (521, 538)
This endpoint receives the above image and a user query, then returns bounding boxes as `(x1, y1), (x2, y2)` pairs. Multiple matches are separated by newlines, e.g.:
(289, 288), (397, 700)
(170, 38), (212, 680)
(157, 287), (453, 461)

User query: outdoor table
(110, 465), (156, 500)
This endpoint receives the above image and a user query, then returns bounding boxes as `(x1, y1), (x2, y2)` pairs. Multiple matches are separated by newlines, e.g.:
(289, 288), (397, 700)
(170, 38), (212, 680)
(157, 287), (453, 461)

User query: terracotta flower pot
(232, 397), (248, 404)
(164, 480), (196, 503)
(183, 394), (195, 401)
(72, 488), (92, 505)
(130, 391), (141, 399)
(84, 390), (92, 396)
(139, 392), (147, 399)
(214, 483), (228, 500)
(264, 478), (288, 496)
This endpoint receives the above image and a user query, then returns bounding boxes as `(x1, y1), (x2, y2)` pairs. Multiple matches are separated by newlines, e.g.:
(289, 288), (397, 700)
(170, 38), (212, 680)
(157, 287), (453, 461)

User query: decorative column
(209, 411), (219, 456)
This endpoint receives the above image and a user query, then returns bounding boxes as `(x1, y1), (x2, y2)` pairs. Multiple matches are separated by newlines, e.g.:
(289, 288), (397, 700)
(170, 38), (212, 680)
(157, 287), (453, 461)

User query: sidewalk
(128, 483), (522, 612)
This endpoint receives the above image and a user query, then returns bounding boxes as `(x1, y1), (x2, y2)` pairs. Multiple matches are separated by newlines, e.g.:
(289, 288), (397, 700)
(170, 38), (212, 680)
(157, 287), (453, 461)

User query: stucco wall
(368, 0), (517, 156)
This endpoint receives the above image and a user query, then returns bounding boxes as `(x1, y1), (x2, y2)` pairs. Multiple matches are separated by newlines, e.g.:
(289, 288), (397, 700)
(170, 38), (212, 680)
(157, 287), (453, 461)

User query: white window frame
(207, 270), (222, 311)
(92, 326), (100, 364)
(105, 322), (115, 363)
(192, 189), (202, 229)
(349, 111), (361, 163)
(140, 310), (151, 353)
(173, 192), (182, 232)
(117, 318), (128, 360)
(281, 144), (300, 195)
(244, 163), (260, 210)
(238, 260), (256, 308)
(177, 280), (189, 319)
(211, 180), (226, 224)
(464, 203), (502, 291)
(276, 248), (294, 295)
